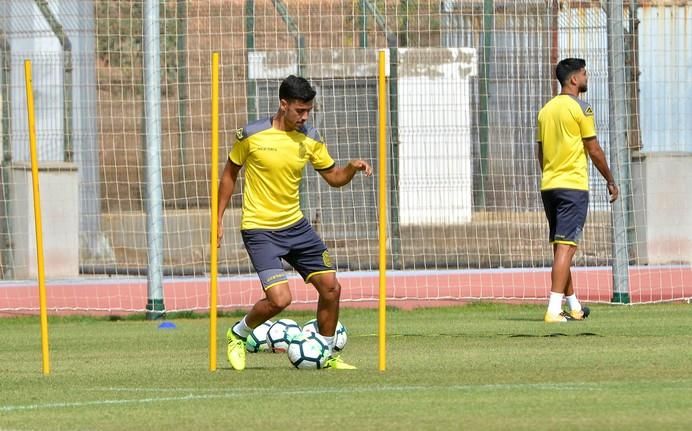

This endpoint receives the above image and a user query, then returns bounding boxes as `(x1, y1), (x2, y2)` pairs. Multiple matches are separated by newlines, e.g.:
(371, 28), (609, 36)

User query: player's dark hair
(555, 58), (586, 86)
(279, 75), (316, 102)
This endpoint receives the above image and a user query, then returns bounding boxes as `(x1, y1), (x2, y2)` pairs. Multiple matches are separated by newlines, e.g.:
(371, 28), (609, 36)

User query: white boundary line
(4, 379), (690, 413)
(0, 382), (599, 412)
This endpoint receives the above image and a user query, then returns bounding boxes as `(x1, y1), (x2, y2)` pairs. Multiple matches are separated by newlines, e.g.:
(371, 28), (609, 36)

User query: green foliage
(1, 304), (692, 430)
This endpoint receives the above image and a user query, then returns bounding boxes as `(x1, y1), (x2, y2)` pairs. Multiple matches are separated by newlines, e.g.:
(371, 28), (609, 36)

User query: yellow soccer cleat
(568, 306), (591, 321)
(324, 355), (357, 370)
(544, 311), (575, 323)
(226, 327), (246, 371)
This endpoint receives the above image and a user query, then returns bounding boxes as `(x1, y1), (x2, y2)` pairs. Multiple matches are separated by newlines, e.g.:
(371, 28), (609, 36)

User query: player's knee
(320, 281), (341, 302)
(268, 295), (291, 311)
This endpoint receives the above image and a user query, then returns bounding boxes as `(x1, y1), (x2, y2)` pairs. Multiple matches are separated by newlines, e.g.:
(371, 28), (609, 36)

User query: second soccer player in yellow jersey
(536, 58), (619, 323)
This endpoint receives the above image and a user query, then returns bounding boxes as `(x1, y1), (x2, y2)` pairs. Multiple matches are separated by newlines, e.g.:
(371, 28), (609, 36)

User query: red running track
(1, 266), (691, 315)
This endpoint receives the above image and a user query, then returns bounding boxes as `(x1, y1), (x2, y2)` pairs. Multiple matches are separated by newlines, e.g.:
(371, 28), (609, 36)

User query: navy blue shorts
(241, 218), (335, 290)
(541, 189), (589, 245)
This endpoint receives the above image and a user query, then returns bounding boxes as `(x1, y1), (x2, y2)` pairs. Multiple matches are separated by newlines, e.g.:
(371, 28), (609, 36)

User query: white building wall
(397, 48), (476, 225)
(638, 5), (692, 153)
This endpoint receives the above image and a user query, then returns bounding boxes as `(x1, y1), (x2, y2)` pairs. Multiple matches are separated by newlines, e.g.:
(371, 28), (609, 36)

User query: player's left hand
(217, 221), (224, 248)
(607, 183), (619, 203)
(349, 160), (373, 177)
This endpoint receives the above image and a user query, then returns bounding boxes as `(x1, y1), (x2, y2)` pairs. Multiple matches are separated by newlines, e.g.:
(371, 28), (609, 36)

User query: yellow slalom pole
(377, 50), (387, 372)
(209, 52), (220, 372)
(24, 59), (50, 375)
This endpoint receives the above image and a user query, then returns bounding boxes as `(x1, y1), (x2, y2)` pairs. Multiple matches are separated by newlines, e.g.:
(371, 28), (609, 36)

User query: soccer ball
(266, 319), (301, 353)
(287, 333), (329, 369)
(245, 320), (273, 353)
(302, 318), (348, 352)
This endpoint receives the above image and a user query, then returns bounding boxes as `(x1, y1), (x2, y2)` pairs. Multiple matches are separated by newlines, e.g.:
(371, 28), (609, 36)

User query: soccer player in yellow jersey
(536, 58), (619, 323)
(217, 75), (372, 369)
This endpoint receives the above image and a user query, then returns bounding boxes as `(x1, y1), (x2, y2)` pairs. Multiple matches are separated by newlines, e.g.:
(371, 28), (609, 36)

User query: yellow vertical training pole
(377, 50), (387, 372)
(24, 59), (50, 375)
(209, 52), (220, 372)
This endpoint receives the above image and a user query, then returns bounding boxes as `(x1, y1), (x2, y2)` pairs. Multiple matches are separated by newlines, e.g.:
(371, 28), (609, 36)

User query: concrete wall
(632, 152), (692, 265)
(11, 162), (79, 278)
(98, 208), (614, 272)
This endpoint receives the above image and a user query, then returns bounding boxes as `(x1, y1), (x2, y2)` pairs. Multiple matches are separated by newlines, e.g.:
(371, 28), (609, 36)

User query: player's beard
(578, 82), (588, 93)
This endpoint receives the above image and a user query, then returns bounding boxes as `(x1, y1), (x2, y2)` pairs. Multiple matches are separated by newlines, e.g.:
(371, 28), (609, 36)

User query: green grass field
(1, 303), (691, 430)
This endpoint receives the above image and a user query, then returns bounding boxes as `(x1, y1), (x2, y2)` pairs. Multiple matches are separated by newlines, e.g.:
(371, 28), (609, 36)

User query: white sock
(547, 292), (564, 315)
(318, 334), (335, 356)
(566, 294), (582, 312)
(232, 316), (252, 338)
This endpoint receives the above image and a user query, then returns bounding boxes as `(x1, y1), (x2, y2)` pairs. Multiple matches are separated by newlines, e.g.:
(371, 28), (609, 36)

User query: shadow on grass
(499, 317), (546, 322)
(505, 332), (602, 338)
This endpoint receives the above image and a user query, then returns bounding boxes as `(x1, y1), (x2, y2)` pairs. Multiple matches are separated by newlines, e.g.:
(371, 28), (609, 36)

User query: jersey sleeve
(229, 129), (248, 166)
(578, 103), (597, 139)
(302, 127), (335, 171)
(310, 139), (336, 171)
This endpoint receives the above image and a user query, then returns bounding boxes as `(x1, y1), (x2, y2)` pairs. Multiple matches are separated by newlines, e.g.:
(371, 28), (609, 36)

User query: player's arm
(583, 137), (619, 203)
(535, 141), (544, 172)
(217, 159), (242, 246)
(318, 160), (373, 188)
(535, 114), (544, 172)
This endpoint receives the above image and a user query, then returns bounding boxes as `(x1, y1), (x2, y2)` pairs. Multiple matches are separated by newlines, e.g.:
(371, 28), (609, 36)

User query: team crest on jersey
(298, 141), (306, 159)
(235, 128), (245, 141)
(322, 250), (332, 268)
(585, 106), (593, 116)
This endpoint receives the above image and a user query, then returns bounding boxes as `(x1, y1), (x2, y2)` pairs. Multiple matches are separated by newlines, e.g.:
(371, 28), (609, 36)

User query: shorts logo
(266, 273), (284, 283)
(574, 226), (583, 242)
(322, 250), (332, 268)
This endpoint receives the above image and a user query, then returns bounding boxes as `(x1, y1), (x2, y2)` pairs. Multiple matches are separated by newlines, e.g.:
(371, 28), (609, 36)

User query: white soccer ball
(245, 320), (273, 353)
(302, 318), (348, 352)
(287, 333), (329, 369)
(266, 318), (301, 353)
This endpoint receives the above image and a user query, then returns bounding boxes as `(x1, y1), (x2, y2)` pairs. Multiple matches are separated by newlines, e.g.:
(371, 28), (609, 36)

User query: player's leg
(310, 273), (354, 369)
(564, 268), (590, 319)
(559, 190), (589, 320)
(565, 269), (574, 297)
(244, 283), (292, 328)
(227, 229), (290, 370)
(233, 227), (292, 336)
(542, 190), (565, 322)
(547, 243), (577, 319)
(563, 268), (584, 317)
(284, 219), (356, 369)
(552, 242), (576, 294)
(309, 271), (340, 340)
(543, 189), (588, 322)
(232, 282), (292, 340)
(282, 218), (339, 341)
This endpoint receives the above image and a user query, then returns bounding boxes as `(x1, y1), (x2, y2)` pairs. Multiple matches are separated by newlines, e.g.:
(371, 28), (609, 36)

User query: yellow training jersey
(536, 94), (596, 191)
(229, 117), (335, 230)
